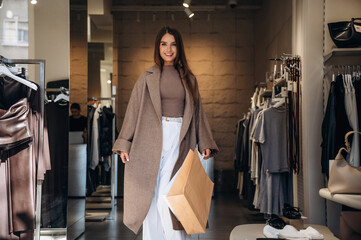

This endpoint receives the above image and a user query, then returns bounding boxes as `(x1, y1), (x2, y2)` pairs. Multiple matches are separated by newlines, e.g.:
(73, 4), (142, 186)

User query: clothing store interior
(1, 0), (361, 239)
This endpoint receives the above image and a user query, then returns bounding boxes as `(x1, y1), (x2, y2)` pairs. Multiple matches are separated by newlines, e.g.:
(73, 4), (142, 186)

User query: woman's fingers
(202, 149), (211, 160)
(120, 151), (129, 163)
(124, 152), (130, 162)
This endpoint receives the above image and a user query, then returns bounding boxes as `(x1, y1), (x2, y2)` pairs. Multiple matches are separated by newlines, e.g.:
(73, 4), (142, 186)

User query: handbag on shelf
(328, 18), (361, 48)
(328, 131), (361, 194)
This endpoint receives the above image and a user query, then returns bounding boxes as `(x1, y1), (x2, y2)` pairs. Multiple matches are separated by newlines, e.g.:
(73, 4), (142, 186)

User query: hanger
(0, 65), (38, 90)
(54, 93), (69, 102)
(272, 98), (285, 108)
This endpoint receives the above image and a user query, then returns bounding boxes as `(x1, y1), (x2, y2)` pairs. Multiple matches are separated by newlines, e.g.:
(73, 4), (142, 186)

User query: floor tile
(80, 193), (264, 240)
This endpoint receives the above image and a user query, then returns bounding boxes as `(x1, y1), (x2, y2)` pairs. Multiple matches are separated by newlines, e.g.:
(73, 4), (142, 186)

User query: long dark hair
(154, 26), (198, 105)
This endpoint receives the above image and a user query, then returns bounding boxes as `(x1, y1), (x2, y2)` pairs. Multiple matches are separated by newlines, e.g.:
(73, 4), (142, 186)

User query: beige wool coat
(112, 65), (219, 234)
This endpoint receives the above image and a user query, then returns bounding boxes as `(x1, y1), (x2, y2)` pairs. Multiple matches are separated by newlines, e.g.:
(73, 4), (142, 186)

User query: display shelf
(319, 188), (361, 210)
(324, 48), (361, 65)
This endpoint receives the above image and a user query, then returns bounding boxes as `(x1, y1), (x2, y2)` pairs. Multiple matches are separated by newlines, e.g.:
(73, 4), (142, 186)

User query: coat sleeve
(195, 80), (219, 156)
(112, 73), (145, 155)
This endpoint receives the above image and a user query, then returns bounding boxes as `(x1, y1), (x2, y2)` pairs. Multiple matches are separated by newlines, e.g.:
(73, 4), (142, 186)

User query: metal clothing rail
(88, 97), (117, 220)
(1, 57), (46, 240)
(88, 97), (115, 101)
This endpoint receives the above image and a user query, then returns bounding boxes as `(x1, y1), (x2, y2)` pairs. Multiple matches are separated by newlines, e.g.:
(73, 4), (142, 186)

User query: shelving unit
(321, 48), (361, 234)
(324, 48), (361, 65)
(319, 188), (361, 210)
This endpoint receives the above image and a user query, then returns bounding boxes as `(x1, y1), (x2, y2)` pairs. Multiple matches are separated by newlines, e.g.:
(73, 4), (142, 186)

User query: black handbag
(328, 18), (361, 48)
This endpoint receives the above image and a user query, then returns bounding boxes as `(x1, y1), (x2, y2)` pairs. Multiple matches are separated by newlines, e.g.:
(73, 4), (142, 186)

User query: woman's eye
(172, 43), (177, 46)
(161, 43), (167, 46)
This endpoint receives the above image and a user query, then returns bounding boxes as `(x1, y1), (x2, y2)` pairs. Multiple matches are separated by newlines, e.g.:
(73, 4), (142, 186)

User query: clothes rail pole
(88, 97), (116, 219)
(2, 58), (45, 240)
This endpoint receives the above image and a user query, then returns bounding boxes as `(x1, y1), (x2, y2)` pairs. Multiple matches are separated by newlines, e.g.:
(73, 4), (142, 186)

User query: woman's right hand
(120, 151), (130, 163)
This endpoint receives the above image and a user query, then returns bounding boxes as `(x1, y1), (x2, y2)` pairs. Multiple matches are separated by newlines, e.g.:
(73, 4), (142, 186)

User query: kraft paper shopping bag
(166, 148), (214, 235)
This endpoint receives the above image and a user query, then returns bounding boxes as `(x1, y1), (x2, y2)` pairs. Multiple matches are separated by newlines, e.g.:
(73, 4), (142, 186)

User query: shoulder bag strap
(344, 130), (361, 152)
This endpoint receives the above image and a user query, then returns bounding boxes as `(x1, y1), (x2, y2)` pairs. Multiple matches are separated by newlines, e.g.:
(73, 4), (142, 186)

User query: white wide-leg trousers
(143, 117), (189, 240)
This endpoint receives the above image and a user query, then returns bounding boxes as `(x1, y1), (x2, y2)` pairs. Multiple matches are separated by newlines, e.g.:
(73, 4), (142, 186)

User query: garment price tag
(287, 81), (293, 91)
(293, 83), (298, 93)
(281, 87), (287, 97)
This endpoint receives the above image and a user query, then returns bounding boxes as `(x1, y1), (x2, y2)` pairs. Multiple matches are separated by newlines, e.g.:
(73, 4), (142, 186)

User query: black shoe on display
(266, 214), (286, 229)
(282, 203), (301, 219)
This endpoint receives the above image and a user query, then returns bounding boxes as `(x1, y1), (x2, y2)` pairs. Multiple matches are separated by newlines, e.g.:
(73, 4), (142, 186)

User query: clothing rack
(0, 56), (46, 240)
(241, 54), (301, 210)
(45, 87), (69, 92)
(323, 64), (361, 112)
(87, 97), (117, 220)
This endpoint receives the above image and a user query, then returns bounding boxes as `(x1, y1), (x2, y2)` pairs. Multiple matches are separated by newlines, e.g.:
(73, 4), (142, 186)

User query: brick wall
(113, 10), (255, 171)
(70, 5), (88, 116)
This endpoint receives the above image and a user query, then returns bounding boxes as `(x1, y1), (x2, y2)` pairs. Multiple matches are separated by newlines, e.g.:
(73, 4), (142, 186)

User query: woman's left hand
(201, 149), (211, 160)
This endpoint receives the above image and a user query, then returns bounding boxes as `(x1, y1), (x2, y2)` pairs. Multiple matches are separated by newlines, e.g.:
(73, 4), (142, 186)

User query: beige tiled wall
(113, 11), (255, 170)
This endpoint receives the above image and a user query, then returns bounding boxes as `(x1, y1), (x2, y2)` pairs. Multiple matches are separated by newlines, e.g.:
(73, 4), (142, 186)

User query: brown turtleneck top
(160, 66), (186, 117)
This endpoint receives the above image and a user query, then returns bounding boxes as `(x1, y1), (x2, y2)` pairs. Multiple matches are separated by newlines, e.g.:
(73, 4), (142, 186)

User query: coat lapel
(179, 78), (194, 142)
(146, 66), (162, 123)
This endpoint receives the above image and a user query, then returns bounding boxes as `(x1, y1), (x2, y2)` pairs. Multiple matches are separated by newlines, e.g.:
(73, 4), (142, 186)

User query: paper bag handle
(201, 153), (208, 172)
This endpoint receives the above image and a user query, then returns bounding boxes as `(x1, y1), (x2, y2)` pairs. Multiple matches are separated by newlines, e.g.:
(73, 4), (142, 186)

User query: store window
(2, 18), (28, 46)
(0, 0), (28, 59)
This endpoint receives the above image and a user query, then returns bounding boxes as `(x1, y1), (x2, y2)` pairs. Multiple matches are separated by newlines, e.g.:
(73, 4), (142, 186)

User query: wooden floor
(77, 193), (265, 240)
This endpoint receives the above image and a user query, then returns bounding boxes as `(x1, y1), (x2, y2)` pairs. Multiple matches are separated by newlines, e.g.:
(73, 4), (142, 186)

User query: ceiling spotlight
(228, 0), (237, 8)
(183, 0), (191, 8)
(30, 0), (37, 4)
(0, 0), (3, 8)
(184, 8), (194, 18)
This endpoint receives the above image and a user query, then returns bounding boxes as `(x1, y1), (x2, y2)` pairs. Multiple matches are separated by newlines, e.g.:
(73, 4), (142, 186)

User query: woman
(112, 26), (218, 240)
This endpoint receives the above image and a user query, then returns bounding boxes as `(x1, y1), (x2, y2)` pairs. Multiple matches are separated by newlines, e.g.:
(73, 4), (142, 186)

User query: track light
(30, 0), (37, 4)
(184, 8), (194, 18)
(183, 0), (191, 8)
(0, 0), (3, 8)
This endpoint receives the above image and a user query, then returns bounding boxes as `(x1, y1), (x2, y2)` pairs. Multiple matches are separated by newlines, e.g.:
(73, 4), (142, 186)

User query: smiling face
(159, 33), (177, 66)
